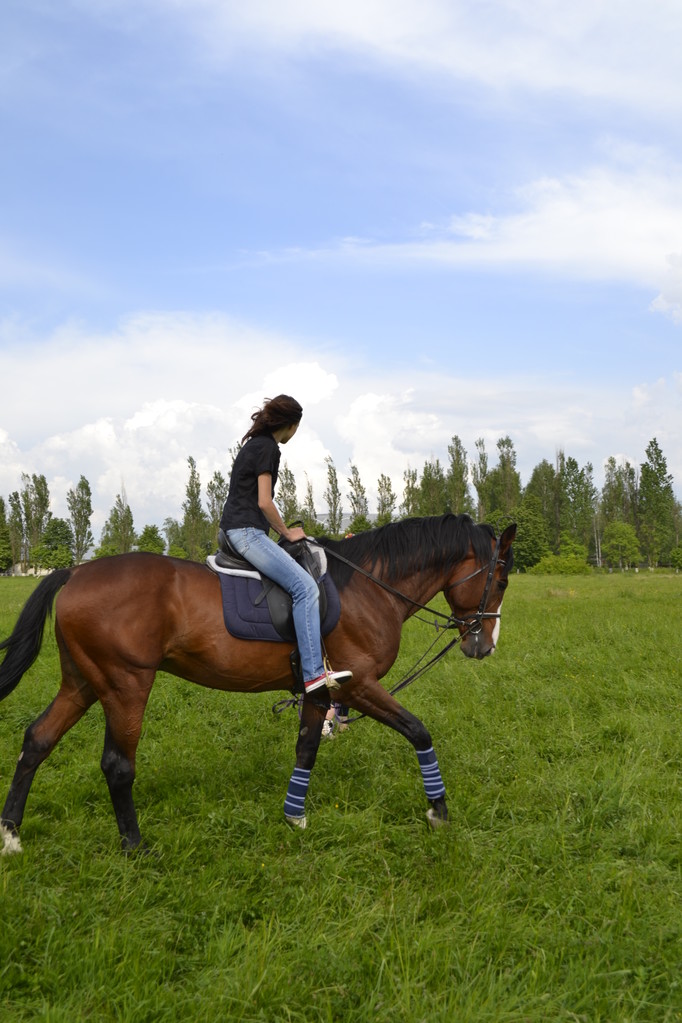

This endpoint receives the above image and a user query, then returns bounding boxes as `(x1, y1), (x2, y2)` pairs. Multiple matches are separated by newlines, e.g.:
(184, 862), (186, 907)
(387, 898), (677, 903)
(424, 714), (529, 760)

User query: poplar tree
(418, 458), (447, 515)
(601, 456), (638, 527)
(8, 492), (25, 570)
(556, 454), (596, 555)
(347, 463), (371, 532)
(67, 475), (94, 564)
(277, 463), (299, 526)
(324, 456), (343, 536)
(182, 456), (210, 562)
(638, 438), (675, 566)
(376, 473), (397, 527)
(97, 489), (136, 556)
(400, 467), (419, 518)
(471, 438), (489, 521)
(446, 435), (474, 516)
(486, 437), (522, 520)
(21, 473), (52, 556)
(206, 470), (229, 543)
(0, 497), (12, 572)
(523, 459), (557, 550)
(301, 475), (324, 537)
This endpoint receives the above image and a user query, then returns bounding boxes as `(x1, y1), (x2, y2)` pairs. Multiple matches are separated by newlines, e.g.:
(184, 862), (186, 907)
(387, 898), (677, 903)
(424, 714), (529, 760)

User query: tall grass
(1, 572), (681, 1022)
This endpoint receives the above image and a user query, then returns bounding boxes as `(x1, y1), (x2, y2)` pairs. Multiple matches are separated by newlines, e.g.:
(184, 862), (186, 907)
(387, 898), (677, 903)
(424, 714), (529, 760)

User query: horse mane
(320, 514), (496, 592)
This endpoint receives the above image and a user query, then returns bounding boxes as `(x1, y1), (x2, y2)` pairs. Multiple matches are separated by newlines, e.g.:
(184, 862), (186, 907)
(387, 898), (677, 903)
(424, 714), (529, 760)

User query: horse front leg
(345, 680), (449, 829)
(283, 691), (329, 829)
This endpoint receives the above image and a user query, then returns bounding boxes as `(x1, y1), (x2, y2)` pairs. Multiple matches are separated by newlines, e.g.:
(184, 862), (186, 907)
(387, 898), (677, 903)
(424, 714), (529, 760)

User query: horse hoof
(0, 823), (23, 856)
(426, 808), (448, 829)
(285, 814), (307, 830)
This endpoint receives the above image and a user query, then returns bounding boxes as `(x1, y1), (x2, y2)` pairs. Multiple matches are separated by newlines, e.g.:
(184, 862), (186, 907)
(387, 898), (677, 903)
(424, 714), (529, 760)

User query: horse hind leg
(100, 678), (154, 854)
(1, 682), (97, 855)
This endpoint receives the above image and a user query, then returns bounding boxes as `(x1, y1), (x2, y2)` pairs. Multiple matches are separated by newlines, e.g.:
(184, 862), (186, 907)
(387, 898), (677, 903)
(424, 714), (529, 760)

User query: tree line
(0, 436), (680, 575)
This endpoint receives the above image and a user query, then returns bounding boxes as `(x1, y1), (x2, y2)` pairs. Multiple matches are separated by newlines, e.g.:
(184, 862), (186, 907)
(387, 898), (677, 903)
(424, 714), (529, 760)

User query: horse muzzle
(460, 632), (496, 659)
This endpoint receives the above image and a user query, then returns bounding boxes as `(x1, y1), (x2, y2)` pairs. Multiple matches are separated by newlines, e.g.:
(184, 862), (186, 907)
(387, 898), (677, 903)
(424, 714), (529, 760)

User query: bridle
(318, 534), (504, 639)
(442, 534), (503, 635)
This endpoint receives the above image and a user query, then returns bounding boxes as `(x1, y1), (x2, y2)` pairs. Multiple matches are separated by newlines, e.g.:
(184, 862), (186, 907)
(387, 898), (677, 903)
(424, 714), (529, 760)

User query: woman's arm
(257, 473), (306, 542)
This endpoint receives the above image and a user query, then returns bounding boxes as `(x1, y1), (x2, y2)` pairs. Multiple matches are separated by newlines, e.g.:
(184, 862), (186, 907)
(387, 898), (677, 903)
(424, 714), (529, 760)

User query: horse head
(444, 522), (516, 658)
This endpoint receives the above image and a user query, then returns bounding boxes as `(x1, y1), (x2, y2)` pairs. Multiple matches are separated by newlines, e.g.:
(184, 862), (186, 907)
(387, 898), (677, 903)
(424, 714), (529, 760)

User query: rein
(273, 535), (504, 720)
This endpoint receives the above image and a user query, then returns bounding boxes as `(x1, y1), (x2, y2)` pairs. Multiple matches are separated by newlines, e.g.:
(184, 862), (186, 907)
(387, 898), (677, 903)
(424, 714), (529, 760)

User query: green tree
(22, 473), (52, 557)
(601, 522), (641, 569)
(300, 475), (325, 537)
(556, 453), (596, 557)
(523, 459), (558, 551)
(182, 456), (210, 561)
(400, 467), (419, 518)
(137, 524), (166, 554)
(96, 489), (136, 557)
(347, 464), (371, 533)
(163, 517), (182, 552)
(67, 475), (94, 564)
(446, 436), (474, 516)
(601, 456), (638, 528)
(0, 497), (13, 572)
(486, 437), (522, 521)
(277, 463), (299, 527)
(33, 518), (74, 569)
(11, 473), (52, 569)
(324, 457), (343, 536)
(8, 491), (25, 570)
(376, 473), (397, 527)
(471, 438), (490, 520)
(511, 495), (551, 571)
(418, 458), (447, 516)
(638, 438), (675, 566)
(206, 470), (229, 546)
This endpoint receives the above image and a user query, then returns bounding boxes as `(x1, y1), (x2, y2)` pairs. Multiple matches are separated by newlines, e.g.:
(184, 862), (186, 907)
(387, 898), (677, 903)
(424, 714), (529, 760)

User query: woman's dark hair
(242, 394), (303, 442)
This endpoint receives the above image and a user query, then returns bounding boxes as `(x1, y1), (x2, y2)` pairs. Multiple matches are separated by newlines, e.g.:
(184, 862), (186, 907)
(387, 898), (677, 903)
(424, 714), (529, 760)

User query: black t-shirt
(220, 433), (281, 533)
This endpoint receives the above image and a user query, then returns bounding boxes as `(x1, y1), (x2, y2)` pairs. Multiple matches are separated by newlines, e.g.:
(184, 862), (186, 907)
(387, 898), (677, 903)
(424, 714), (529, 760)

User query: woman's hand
(283, 524), (306, 542)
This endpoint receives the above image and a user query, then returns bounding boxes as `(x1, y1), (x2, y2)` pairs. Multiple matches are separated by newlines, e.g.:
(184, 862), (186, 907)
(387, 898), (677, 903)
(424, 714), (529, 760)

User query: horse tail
(0, 568), (73, 702)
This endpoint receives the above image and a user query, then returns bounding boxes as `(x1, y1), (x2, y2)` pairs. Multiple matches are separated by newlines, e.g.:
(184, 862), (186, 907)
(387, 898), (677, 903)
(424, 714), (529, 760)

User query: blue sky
(1, 0), (681, 533)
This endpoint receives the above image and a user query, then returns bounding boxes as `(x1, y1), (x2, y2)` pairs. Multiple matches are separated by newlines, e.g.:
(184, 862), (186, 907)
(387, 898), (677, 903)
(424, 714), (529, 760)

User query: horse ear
(499, 522), (517, 556)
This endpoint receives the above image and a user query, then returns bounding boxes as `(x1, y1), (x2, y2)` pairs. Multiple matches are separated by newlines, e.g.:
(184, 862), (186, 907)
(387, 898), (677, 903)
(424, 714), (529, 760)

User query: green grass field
(1, 572), (681, 1022)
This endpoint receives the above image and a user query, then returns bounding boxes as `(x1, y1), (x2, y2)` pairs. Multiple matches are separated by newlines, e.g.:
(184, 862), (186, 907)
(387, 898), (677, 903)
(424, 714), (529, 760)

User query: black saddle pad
(218, 572), (341, 643)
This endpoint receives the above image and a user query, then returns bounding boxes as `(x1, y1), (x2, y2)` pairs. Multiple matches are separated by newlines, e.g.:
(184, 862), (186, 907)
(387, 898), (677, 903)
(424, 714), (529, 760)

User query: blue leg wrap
(284, 767), (311, 818)
(416, 747), (446, 800)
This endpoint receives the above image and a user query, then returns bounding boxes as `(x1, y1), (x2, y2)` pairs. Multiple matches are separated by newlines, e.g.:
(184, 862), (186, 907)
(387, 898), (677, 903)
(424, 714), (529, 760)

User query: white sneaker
(304, 668), (353, 694)
(321, 720), (334, 739)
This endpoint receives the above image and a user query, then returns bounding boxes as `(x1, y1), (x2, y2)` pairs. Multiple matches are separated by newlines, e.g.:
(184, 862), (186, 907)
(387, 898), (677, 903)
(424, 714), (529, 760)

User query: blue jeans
(225, 527), (325, 683)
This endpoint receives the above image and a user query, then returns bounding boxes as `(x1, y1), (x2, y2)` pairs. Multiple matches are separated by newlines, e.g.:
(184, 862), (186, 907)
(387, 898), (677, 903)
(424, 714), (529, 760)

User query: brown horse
(0, 514), (516, 854)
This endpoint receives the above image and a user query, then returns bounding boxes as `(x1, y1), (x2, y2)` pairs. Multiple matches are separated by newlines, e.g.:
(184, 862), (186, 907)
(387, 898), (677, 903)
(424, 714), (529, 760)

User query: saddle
(206, 530), (340, 644)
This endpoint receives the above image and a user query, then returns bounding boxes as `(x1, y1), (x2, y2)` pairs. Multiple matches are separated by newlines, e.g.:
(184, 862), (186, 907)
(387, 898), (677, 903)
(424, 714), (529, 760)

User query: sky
(1, 0), (681, 536)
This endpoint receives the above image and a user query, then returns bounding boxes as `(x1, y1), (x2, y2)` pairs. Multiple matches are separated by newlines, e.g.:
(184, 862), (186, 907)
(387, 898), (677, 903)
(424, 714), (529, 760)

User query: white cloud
(119, 0), (682, 113)
(265, 152), (682, 324)
(2, 317), (681, 533)
(33, 0), (679, 118)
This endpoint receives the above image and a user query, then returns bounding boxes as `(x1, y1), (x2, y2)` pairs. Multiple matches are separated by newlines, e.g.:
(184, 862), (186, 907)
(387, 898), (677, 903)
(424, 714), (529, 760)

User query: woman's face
(279, 421), (300, 444)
